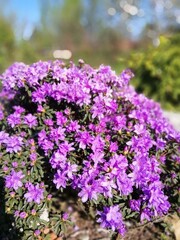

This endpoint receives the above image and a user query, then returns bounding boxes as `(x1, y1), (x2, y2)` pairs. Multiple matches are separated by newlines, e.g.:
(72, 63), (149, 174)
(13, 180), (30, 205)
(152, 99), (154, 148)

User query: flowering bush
(0, 60), (179, 239)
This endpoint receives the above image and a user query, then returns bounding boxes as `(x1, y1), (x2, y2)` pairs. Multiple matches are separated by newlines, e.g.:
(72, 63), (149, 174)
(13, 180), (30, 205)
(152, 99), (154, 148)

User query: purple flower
(78, 177), (102, 202)
(50, 127), (65, 142)
(38, 130), (54, 154)
(58, 141), (75, 155)
(24, 114), (37, 128)
(115, 171), (132, 195)
(31, 209), (36, 215)
(129, 199), (141, 211)
(53, 170), (67, 189)
(97, 205), (126, 235)
(134, 124), (146, 135)
(30, 152), (37, 162)
(7, 112), (21, 127)
(4, 136), (23, 153)
(24, 183), (44, 204)
(65, 162), (78, 179)
(67, 120), (80, 132)
(19, 211), (28, 219)
(26, 61), (51, 86)
(1, 62), (28, 90)
(51, 60), (66, 80)
(91, 135), (105, 153)
(109, 154), (128, 173)
(10, 191), (15, 197)
(109, 141), (118, 152)
(100, 176), (117, 198)
(76, 131), (92, 149)
(21, 161), (26, 167)
(38, 129), (47, 143)
(140, 208), (152, 222)
(13, 105), (25, 114)
(47, 194), (52, 201)
(37, 105), (45, 113)
(34, 230), (41, 236)
(5, 170), (25, 190)
(120, 69), (134, 85)
(90, 151), (105, 167)
(64, 108), (71, 115)
(14, 210), (20, 217)
(0, 131), (9, 145)
(3, 166), (9, 172)
(12, 161), (18, 168)
(50, 82), (67, 101)
(42, 139), (54, 154)
(145, 182), (170, 216)
(32, 88), (46, 103)
(156, 137), (166, 150)
(44, 118), (54, 126)
(56, 112), (67, 126)
(91, 96), (105, 119)
(62, 212), (69, 221)
(0, 109), (4, 120)
(50, 150), (67, 169)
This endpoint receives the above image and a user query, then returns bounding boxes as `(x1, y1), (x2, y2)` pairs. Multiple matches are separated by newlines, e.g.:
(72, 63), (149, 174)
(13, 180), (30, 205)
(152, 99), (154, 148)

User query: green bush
(128, 34), (180, 110)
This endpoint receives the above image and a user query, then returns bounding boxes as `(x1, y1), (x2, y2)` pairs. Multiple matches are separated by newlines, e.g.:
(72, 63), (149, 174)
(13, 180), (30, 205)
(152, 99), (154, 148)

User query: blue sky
(2, 0), (40, 39)
(3, 0), (40, 24)
(2, 0), (177, 40)
(2, 0), (147, 39)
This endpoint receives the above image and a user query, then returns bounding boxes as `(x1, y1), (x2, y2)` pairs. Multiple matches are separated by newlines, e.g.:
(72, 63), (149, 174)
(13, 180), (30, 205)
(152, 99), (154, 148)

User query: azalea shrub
(0, 60), (179, 239)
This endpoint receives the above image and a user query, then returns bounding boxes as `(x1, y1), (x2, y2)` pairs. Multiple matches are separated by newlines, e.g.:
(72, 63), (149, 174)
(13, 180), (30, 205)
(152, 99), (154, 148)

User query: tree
(49, 0), (84, 50)
(0, 16), (15, 73)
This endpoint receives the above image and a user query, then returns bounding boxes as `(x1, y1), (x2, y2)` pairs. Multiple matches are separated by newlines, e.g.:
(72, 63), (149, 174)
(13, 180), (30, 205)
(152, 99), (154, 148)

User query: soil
(44, 210), (176, 240)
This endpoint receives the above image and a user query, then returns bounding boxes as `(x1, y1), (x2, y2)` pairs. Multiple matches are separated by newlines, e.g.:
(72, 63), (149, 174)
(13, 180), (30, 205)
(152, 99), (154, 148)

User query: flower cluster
(97, 205), (126, 235)
(0, 60), (179, 239)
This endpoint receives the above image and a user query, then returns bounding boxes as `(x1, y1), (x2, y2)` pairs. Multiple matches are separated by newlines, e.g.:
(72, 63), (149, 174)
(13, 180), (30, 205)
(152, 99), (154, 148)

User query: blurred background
(0, 0), (180, 111)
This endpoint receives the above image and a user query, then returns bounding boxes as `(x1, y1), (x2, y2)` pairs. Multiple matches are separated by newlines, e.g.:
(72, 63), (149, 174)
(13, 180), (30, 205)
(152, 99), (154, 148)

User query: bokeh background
(0, 0), (180, 110)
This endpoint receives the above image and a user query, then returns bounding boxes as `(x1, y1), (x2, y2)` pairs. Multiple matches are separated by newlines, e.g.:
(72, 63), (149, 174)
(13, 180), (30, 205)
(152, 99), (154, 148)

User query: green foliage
(0, 16), (15, 73)
(128, 34), (180, 110)
(49, 0), (84, 48)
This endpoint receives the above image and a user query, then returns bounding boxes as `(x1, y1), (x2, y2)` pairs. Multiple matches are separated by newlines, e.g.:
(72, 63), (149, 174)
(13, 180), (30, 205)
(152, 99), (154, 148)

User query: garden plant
(0, 60), (179, 239)
(128, 34), (180, 111)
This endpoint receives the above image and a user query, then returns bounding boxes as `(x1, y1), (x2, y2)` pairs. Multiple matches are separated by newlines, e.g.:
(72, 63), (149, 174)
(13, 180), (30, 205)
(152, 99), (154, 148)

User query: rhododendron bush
(0, 60), (179, 239)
